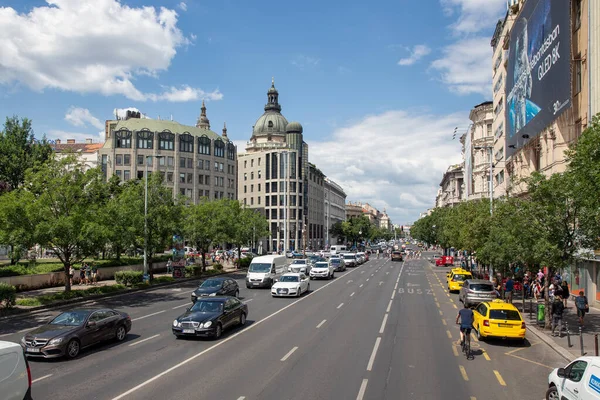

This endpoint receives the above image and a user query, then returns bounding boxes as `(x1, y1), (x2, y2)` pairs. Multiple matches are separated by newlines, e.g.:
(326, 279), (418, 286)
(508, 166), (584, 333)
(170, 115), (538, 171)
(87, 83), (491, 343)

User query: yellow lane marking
(459, 366), (469, 381)
(505, 341), (540, 355)
(452, 303), (458, 309)
(452, 345), (459, 356)
(470, 333), (478, 342)
(435, 302), (441, 308)
(441, 319), (447, 326)
(470, 397), (477, 400)
(439, 310), (443, 316)
(446, 330), (452, 339)
(505, 353), (554, 369)
(493, 370), (506, 386)
(482, 349), (491, 361)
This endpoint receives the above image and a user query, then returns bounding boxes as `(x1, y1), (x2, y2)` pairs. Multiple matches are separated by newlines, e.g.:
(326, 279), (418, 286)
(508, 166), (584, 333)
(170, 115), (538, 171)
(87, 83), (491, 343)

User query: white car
(309, 261), (335, 280)
(342, 253), (358, 267)
(547, 356), (600, 400)
(271, 273), (310, 297)
(356, 252), (366, 264)
(289, 259), (310, 274)
(0, 341), (32, 400)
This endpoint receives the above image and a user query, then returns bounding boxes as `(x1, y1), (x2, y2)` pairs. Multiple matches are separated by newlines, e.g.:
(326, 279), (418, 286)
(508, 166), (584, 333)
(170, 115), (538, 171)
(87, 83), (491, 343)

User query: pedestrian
(84, 263), (91, 285)
(69, 265), (74, 286)
(549, 281), (556, 302)
(575, 291), (589, 327)
(532, 279), (542, 300)
(560, 280), (569, 308)
(91, 263), (98, 285)
(166, 259), (173, 274)
(537, 269), (544, 282)
(505, 276), (514, 303)
(79, 265), (86, 285)
(551, 295), (565, 337)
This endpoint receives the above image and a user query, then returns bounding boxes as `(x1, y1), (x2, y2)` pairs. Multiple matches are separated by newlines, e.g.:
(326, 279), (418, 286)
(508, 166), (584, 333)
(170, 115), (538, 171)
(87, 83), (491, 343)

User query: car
(289, 259), (311, 274)
(342, 253), (358, 267)
(472, 299), (526, 341)
(271, 273), (310, 297)
(458, 279), (497, 307)
(391, 251), (403, 262)
(0, 341), (32, 400)
(307, 255), (326, 267)
(448, 270), (473, 292)
(309, 261), (335, 280)
(21, 308), (132, 359)
(446, 267), (467, 282)
(356, 252), (367, 264)
(329, 257), (346, 272)
(246, 255), (288, 288)
(172, 297), (248, 339)
(547, 356), (600, 400)
(191, 277), (240, 302)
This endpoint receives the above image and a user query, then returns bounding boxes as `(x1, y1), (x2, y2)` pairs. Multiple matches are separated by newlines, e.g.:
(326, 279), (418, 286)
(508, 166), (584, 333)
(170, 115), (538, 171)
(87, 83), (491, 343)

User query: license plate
(182, 329), (195, 334)
(26, 347), (41, 353)
(253, 282), (260, 286)
(498, 324), (512, 328)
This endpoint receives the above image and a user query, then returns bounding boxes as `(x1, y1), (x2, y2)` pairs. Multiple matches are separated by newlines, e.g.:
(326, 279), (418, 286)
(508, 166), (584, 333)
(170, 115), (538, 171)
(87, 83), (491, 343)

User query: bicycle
(458, 324), (472, 360)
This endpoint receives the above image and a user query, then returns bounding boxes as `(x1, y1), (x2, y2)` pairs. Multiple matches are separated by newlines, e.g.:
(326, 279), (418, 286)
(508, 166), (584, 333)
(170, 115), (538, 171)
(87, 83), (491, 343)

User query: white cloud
(291, 55), (320, 69)
(308, 109), (467, 224)
(0, 0), (218, 102)
(398, 45), (431, 66)
(65, 107), (104, 130)
(147, 86), (223, 102)
(178, 2), (187, 11)
(441, 0), (506, 35)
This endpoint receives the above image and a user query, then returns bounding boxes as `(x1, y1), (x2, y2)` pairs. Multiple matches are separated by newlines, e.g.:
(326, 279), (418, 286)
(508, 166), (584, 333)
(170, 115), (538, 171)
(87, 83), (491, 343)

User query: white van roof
(0, 341), (21, 351)
(251, 255), (286, 263)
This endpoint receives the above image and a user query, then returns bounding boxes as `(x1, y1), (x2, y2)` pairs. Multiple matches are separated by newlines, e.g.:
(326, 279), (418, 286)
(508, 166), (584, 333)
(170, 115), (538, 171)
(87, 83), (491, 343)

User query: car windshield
(279, 275), (299, 282)
(200, 279), (222, 288)
(50, 311), (90, 326)
(331, 259), (340, 264)
(190, 300), (223, 313)
(452, 274), (470, 282)
(470, 284), (494, 291)
(315, 262), (328, 268)
(292, 260), (306, 264)
(249, 263), (271, 272)
(489, 309), (521, 321)
(393, 252), (402, 255)
(343, 255), (355, 259)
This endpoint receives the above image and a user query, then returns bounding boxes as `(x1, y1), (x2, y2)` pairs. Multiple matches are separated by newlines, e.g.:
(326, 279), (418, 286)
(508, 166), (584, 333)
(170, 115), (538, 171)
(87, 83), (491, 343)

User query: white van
(0, 341), (32, 400)
(547, 356), (600, 399)
(246, 255), (288, 288)
(330, 245), (347, 256)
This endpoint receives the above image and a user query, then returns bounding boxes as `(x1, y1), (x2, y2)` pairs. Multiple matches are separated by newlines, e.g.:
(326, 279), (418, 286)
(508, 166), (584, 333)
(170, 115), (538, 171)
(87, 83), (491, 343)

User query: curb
(526, 323), (575, 362)
(0, 268), (246, 322)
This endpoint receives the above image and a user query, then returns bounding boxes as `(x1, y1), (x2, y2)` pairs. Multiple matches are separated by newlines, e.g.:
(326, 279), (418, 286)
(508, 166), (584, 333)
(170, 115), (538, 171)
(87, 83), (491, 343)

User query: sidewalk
(513, 297), (600, 361)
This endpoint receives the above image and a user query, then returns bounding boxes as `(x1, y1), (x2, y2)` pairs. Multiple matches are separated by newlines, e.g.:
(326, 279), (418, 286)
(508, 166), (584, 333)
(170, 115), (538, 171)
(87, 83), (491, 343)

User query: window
(271, 182), (277, 192)
(251, 197), (254, 205)
(115, 170), (122, 179)
(574, 0), (582, 31)
(187, 158), (193, 169)
(271, 209), (277, 219)
(219, 177), (224, 187)
(215, 176), (219, 186)
(575, 58), (582, 94)
(198, 175), (204, 185)
(137, 170), (144, 179)
(487, 124), (492, 136)
(258, 183), (261, 191)
(251, 184), (254, 192)
(258, 170), (261, 179)
(266, 196), (270, 206)
(258, 157), (261, 166)
(251, 159), (254, 167)
(271, 195), (277, 205)
(266, 155), (270, 179)
(179, 133), (194, 153)
(244, 160), (247, 168)
(180, 157), (186, 168)
(215, 191), (219, 200)
(136, 130), (153, 149)
(167, 172), (173, 182)
(180, 188), (186, 196)
(179, 173), (185, 183)
(266, 184), (270, 193)
(123, 154), (130, 166)
(244, 185), (247, 193)
(279, 195), (284, 206)
(167, 156), (174, 167)
(280, 181), (284, 193)
(271, 153), (277, 179)
(244, 173), (247, 181)
(187, 188), (193, 198)
(187, 173), (193, 184)
(123, 170), (131, 181)
(258, 196), (261, 205)
(567, 360), (588, 382)
(227, 142), (235, 160)
(251, 172), (254, 180)
(159, 131), (175, 150)
(115, 130), (132, 148)
(197, 159), (204, 169)
(137, 155), (144, 165)
(219, 163), (224, 172)
(214, 139), (225, 158)
(116, 154), (123, 166)
(198, 136), (211, 155)
(290, 182), (296, 192)
(214, 162), (219, 171)
(291, 195), (296, 206)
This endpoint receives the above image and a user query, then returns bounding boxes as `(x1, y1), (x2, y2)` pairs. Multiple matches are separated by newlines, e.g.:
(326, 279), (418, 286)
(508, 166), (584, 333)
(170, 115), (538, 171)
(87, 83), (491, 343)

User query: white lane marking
(337, 303), (344, 309)
(371, 273), (374, 277)
(237, 397), (246, 400)
(366, 278), (370, 282)
(386, 272), (389, 275)
(243, 299), (253, 304)
(172, 303), (189, 310)
(111, 263), (367, 400)
(356, 379), (369, 400)
(379, 314), (388, 334)
(316, 319), (327, 328)
(131, 310), (166, 321)
(347, 280), (354, 284)
(391, 291), (396, 300)
(128, 334), (160, 347)
(359, 284), (364, 288)
(393, 282), (398, 290)
(361, 271), (365, 274)
(32, 374), (53, 384)
(379, 281), (383, 286)
(350, 292), (355, 297)
(386, 300), (393, 313)
(281, 346), (298, 361)
(366, 337), (382, 371)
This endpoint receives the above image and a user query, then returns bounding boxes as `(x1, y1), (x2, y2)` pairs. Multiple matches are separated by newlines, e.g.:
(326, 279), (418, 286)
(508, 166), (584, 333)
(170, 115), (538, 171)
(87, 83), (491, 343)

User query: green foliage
(212, 263), (224, 271)
(152, 276), (175, 284)
(16, 284), (127, 306)
(0, 283), (16, 308)
(185, 265), (203, 277)
(236, 257), (252, 269)
(114, 271), (144, 286)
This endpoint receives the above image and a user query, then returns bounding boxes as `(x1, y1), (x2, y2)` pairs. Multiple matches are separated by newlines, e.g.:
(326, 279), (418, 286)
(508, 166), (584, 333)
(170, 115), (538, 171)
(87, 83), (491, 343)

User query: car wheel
(246, 285), (251, 289)
(309, 276), (313, 280)
(545, 386), (559, 400)
(235, 289), (240, 298)
(239, 312), (247, 326)
(66, 339), (80, 359)
(477, 325), (483, 340)
(214, 323), (223, 339)
(331, 272), (335, 279)
(115, 325), (127, 342)
(307, 283), (310, 292)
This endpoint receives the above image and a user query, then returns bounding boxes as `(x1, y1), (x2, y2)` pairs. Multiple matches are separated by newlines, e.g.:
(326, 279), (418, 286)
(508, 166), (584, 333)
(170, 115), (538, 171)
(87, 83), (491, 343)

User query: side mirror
(87, 321), (97, 328)
(557, 368), (566, 378)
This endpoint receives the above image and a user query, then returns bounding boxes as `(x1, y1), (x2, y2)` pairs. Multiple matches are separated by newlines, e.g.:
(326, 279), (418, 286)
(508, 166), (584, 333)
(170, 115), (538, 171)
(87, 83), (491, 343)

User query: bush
(153, 276), (175, 284)
(16, 298), (41, 307)
(185, 265), (202, 277)
(236, 257), (252, 269)
(115, 271), (144, 286)
(0, 283), (16, 308)
(212, 263), (224, 271)
(16, 284), (128, 307)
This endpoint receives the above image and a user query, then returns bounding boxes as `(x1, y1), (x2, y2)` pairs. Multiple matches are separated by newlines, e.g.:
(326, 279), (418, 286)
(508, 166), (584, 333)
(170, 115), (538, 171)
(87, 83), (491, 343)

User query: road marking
(281, 346), (298, 361)
(172, 303), (189, 309)
(366, 337), (382, 371)
(459, 365), (469, 381)
(482, 349), (491, 361)
(243, 299), (253, 304)
(316, 319), (327, 328)
(435, 302), (440, 308)
(379, 281), (384, 286)
(452, 303), (457, 309)
(110, 262), (368, 400)
(441, 319), (447, 326)
(470, 333), (478, 342)
(360, 284), (364, 288)
(32, 374), (53, 384)
(505, 353), (554, 369)
(505, 341), (541, 355)
(391, 291), (396, 300)
(452, 345), (459, 356)
(131, 310), (166, 321)
(386, 300), (393, 313)
(393, 282), (398, 290)
(347, 280), (354, 284)
(493, 370), (506, 386)
(350, 292), (355, 297)
(439, 310), (443, 316)
(361, 271), (365, 274)
(379, 314), (388, 334)
(386, 272), (389, 275)
(470, 397), (476, 400)
(446, 330), (452, 339)
(237, 397), (245, 400)
(337, 303), (344, 309)
(129, 334), (161, 347)
(371, 273), (374, 277)
(366, 278), (370, 282)
(356, 379), (368, 400)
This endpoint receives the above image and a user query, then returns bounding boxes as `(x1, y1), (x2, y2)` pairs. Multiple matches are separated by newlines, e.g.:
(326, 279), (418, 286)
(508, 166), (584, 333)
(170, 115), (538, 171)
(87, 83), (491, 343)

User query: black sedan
(172, 297), (248, 339)
(21, 308), (132, 359)
(191, 277), (240, 302)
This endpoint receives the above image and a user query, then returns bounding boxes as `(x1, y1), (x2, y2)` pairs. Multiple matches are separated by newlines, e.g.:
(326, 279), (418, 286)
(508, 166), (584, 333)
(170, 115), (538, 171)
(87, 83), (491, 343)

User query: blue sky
(0, 0), (507, 224)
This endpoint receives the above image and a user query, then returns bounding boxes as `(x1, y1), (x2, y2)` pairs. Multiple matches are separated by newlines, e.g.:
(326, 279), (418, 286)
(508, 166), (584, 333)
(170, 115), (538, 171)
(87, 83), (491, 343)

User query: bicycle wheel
(465, 338), (471, 359)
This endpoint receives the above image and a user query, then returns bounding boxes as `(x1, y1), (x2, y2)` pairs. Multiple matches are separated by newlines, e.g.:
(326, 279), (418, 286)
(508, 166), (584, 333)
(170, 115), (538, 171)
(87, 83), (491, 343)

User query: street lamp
(144, 155), (164, 283)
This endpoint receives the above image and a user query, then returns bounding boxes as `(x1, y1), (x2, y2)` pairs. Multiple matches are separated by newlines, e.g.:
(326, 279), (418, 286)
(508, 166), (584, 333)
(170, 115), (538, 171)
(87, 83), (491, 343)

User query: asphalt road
(1, 249), (567, 400)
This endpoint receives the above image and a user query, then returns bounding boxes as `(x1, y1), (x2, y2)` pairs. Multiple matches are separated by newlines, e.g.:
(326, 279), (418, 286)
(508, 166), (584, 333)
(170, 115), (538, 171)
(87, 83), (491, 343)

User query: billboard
(505, 0), (571, 158)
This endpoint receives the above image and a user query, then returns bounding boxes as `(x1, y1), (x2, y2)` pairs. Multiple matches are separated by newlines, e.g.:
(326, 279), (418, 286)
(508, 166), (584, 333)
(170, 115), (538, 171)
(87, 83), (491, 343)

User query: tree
(0, 116), (52, 191)
(223, 201), (269, 262)
(0, 190), (36, 264)
(330, 221), (346, 243)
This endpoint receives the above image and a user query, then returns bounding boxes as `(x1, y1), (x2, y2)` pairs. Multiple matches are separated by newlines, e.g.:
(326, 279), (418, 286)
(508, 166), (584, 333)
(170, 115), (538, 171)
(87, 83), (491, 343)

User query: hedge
(16, 284), (126, 307)
(236, 257), (252, 269)
(0, 283), (16, 309)
(114, 271), (144, 286)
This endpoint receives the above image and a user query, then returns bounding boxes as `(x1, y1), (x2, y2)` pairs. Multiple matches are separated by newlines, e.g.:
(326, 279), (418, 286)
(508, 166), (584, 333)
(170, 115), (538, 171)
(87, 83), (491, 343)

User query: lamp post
(144, 155), (164, 283)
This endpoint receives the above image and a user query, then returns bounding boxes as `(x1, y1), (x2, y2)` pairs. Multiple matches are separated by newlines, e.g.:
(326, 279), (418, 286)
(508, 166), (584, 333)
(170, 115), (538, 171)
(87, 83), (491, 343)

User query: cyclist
(455, 303), (474, 346)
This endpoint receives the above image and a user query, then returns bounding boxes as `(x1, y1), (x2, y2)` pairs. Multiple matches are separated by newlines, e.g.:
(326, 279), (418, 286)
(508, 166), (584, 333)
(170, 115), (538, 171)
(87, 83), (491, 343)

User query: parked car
(447, 269), (473, 293)
(191, 277), (240, 302)
(309, 261), (335, 280)
(342, 253), (358, 267)
(547, 356), (600, 400)
(21, 309), (132, 359)
(172, 297), (248, 339)
(329, 257), (346, 272)
(0, 341), (32, 400)
(271, 273), (310, 297)
(391, 251), (403, 262)
(472, 299), (526, 341)
(459, 279), (497, 307)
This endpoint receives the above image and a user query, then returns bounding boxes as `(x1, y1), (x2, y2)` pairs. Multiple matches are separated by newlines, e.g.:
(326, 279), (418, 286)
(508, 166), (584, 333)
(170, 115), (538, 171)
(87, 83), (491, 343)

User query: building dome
(286, 121), (303, 133)
(253, 112), (289, 135)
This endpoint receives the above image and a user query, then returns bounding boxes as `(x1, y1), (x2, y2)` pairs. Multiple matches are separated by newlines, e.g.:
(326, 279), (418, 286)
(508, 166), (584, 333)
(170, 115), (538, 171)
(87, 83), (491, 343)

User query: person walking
(84, 263), (91, 285)
(560, 280), (569, 308)
(68, 265), (74, 287)
(575, 291), (589, 327)
(505, 276), (514, 303)
(91, 263), (98, 285)
(79, 265), (86, 285)
(551, 295), (565, 337)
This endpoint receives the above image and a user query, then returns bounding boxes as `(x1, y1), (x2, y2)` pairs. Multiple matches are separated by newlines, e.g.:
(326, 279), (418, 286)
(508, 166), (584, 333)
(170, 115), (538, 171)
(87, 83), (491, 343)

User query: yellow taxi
(472, 299), (526, 341)
(447, 269), (472, 292)
(446, 267), (464, 281)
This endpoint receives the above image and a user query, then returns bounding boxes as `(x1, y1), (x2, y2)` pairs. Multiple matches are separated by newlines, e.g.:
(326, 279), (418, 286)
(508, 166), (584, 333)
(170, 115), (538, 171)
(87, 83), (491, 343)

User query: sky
(0, 0), (507, 225)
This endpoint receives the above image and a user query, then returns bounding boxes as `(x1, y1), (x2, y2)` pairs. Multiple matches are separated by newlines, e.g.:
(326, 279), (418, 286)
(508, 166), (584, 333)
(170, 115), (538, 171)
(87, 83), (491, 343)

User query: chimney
(55, 139), (61, 144)
(86, 138), (93, 144)
(67, 139), (76, 144)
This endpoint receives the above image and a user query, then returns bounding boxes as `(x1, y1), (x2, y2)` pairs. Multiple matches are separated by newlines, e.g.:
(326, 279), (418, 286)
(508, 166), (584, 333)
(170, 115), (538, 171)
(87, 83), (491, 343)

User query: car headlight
(173, 319), (179, 327)
(202, 321), (213, 328)
(209, 292), (217, 296)
(191, 293), (197, 298)
(49, 337), (63, 345)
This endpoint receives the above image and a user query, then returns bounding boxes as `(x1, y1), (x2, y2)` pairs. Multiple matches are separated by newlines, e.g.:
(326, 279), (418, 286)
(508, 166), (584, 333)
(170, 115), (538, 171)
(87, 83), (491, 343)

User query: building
(346, 202), (364, 220)
(436, 164), (464, 208)
(52, 138), (103, 170)
(98, 102), (237, 202)
(237, 79), (309, 254)
(462, 101), (494, 201)
(307, 163), (325, 250)
(379, 211), (391, 230)
(324, 177), (347, 248)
